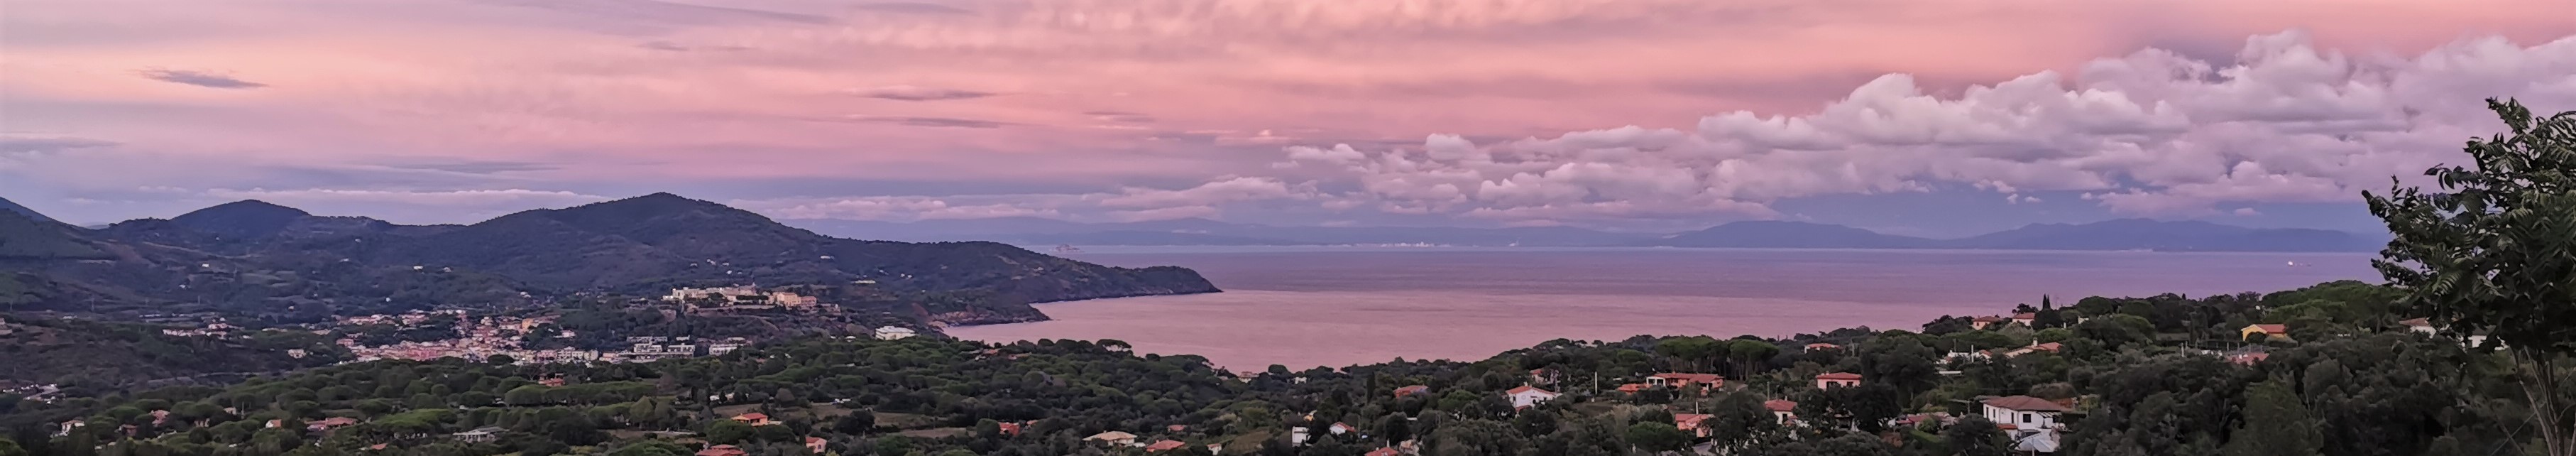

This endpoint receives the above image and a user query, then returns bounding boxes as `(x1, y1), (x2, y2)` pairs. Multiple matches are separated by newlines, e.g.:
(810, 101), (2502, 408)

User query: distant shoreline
(1034, 244), (2385, 255)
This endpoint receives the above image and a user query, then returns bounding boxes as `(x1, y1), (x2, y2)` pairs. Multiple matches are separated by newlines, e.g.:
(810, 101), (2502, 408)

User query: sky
(2, 0), (2572, 237)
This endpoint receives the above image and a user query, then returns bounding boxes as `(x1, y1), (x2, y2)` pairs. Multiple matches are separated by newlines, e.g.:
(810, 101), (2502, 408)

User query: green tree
(2366, 99), (2576, 455)
(1623, 422), (1690, 452)
(1727, 340), (1782, 379)
(1940, 416), (2006, 456)
(704, 419), (754, 445)
(607, 440), (691, 456)
(2223, 379), (2323, 456)
(834, 411), (877, 435)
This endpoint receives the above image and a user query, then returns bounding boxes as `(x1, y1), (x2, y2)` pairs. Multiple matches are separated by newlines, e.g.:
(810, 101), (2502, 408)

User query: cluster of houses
(663, 286), (821, 310)
(627, 336), (752, 359)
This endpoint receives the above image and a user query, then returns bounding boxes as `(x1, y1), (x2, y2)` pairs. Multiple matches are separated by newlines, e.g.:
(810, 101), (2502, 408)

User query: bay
(947, 247), (2379, 371)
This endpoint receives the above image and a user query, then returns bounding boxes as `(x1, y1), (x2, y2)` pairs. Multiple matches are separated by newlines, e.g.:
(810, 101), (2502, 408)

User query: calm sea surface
(947, 247), (2378, 371)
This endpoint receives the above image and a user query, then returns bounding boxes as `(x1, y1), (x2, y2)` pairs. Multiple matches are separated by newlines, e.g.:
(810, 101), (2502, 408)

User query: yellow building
(2241, 324), (2290, 341)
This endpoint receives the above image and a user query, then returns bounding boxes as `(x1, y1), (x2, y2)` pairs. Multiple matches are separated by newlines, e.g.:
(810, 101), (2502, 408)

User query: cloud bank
(4, 0), (2570, 229)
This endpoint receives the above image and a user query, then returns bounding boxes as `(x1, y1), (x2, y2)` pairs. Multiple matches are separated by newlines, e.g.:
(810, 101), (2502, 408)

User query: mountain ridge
(0, 196), (56, 224)
(0, 193), (1221, 322)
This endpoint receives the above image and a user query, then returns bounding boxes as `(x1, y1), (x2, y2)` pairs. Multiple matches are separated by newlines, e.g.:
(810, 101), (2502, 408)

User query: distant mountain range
(789, 217), (2387, 252)
(0, 194), (1217, 322)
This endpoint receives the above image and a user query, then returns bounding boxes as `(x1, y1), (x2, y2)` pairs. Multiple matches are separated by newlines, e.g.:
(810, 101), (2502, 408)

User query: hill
(1946, 219), (2384, 251)
(0, 197), (54, 224)
(0, 193), (1219, 322)
(0, 208), (108, 260)
(1653, 221), (1936, 249)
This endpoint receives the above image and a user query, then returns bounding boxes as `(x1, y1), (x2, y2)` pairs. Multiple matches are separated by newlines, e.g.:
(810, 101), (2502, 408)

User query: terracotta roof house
(1646, 373), (1726, 391)
(1168, 424), (1188, 433)
(1367, 447), (1401, 456)
(805, 437), (827, 454)
(1086, 431), (1139, 445)
(1971, 315), (2007, 330)
(997, 422), (1023, 436)
(1980, 396), (2068, 435)
(696, 445), (748, 456)
(1765, 400), (1799, 424)
(1616, 383), (1649, 393)
(1504, 385), (1561, 409)
(1328, 422), (1356, 435)
(2242, 324), (2291, 341)
(1394, 384), (1432, 398)
(1814, 372), (1863, 389)
(1145, 440), (1188, 452)
(1673, 413), (1714, 438)
(1804, 343), (1841, 352)
(307, 417), (359, 432)
(730, 413), (777, 426)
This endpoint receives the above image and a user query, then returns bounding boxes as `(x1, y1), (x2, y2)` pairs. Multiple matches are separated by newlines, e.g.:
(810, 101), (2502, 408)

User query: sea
(946, 246), (2379, 371)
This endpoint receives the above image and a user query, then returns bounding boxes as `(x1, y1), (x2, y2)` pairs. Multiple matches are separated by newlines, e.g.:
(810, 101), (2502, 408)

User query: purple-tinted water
(948, 247), (2379, 371)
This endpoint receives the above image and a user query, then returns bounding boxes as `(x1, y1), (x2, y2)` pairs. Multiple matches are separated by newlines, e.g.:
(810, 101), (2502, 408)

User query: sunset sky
(4, 0), (2572, 237)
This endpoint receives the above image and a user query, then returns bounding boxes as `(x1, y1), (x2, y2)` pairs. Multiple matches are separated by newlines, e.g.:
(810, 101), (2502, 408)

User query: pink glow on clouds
(1, 0), (2572, 226)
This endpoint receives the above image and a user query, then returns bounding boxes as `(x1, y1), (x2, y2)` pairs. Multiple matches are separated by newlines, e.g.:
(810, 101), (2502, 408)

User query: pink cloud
(4, 0), (2571, 224)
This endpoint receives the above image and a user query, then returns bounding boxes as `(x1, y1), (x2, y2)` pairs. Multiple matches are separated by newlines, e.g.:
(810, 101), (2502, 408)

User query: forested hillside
(0, 193), (1217, 323)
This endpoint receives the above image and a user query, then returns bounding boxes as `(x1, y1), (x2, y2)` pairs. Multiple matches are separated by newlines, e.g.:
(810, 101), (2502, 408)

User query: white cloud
(1266, 31), (2576, 217)
(1097, 176), (1311, 209)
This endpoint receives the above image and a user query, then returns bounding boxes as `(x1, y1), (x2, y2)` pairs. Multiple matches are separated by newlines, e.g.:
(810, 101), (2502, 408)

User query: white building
(664, 286), (759, 303)
(1504, 385), (1560, 409)
(874, 326), (917, 340)
(1981, 396), (2066, 452)
(2401, 317), (2437, 335)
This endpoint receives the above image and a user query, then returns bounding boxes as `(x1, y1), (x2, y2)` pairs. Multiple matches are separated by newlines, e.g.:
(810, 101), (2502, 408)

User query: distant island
(787, 217), (2389, 253)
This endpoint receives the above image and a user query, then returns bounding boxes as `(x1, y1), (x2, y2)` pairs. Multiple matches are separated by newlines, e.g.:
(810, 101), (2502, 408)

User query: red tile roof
(1650, 373), (1725, 384)
(1764, 399), (1799, 412)
(1506, 385), (1556, 396)
(2249, 324), (2289, 333)
(1981, 396), (2068, 412)
(1145, 440), (1188, 452)
(1814, 372), (1863, 380)
(1366, 447), (1401, 456)
(697, 445), (748, 456)
(1616, 383), (1648, 393)
(732, 413), (769, 421)
(1672, 413), (1712, 430)
(997, 422), (1022, 435)
(2013, 313), (2036, 320)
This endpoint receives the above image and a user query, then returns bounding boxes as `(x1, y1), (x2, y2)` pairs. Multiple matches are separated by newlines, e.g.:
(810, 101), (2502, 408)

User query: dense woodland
(0, 317), (349, 391)
(0, 278), (2541, 456)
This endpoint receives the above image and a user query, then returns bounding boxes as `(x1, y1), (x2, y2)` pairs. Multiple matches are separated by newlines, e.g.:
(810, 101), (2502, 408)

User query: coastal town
(103, 285), (923, 368)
